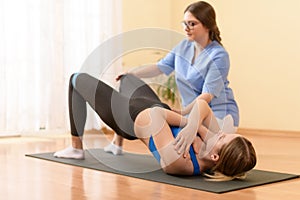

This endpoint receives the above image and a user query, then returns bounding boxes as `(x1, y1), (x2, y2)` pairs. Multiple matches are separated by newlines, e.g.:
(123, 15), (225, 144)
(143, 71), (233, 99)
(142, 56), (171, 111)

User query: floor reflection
(71, 167), (87, 200)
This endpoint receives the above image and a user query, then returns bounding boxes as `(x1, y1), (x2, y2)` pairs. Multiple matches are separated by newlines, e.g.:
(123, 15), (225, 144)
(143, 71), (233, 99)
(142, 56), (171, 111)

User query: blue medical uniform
(157, 40), (239, 126)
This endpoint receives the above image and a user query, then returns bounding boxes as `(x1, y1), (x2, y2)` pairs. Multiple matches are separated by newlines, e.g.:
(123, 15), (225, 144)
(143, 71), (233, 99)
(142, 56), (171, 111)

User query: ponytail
(209, 25), (222, 45)
(203, 171), (247, 182)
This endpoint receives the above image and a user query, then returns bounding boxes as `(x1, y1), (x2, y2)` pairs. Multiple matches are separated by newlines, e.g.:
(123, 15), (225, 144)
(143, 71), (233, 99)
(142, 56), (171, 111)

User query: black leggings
(69, 73), (169, 140)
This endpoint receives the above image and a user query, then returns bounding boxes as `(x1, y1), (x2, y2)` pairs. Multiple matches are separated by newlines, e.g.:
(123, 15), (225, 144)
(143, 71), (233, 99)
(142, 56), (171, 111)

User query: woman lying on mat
(54, 73), (256, 180)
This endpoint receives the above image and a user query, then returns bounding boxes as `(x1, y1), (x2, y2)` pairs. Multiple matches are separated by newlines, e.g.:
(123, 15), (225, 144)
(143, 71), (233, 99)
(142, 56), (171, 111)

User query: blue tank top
(148, 126), (200, 175)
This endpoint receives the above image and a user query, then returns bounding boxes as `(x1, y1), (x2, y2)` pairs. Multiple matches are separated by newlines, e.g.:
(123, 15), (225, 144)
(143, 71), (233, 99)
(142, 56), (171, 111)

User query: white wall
(123, 0), (300, 132)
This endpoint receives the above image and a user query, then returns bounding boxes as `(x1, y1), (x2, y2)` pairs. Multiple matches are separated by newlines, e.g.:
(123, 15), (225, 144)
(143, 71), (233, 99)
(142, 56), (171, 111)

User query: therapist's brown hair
(184, 1), (222, 45)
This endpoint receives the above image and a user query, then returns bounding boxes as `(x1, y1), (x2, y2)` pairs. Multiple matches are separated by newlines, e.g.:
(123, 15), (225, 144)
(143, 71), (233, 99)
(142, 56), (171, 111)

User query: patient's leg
(105, 74), (162, 155)
(119, 74), (160, 100)
(55, 73), (136, 159)
(54, 73), (92, 159)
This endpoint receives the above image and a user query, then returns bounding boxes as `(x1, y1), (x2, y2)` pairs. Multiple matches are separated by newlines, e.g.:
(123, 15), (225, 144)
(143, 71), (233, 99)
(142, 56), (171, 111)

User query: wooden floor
(1, 130), (300, 200)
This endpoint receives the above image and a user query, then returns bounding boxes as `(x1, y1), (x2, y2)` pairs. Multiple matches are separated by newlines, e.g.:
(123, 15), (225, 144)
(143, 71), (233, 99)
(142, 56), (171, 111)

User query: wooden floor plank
(0, 131), (300, 200)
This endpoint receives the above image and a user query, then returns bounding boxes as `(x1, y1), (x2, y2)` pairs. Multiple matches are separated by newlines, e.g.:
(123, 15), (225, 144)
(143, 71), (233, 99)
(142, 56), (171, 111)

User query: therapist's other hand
(171, 108), (182, 115)
(172, 107), (190, 116)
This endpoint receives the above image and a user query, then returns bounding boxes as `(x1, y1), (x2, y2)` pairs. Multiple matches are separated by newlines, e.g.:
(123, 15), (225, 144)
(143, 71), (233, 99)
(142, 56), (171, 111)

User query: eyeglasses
(181, 21), (200, 30)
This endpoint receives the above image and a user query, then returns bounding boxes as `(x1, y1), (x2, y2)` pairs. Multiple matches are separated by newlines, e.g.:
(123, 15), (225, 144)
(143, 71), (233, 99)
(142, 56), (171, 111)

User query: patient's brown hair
(206, 136), (257, 181)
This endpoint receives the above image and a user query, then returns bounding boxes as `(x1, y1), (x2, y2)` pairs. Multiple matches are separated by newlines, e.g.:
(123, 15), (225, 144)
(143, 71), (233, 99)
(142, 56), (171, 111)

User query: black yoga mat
(26, 148), (299, 194)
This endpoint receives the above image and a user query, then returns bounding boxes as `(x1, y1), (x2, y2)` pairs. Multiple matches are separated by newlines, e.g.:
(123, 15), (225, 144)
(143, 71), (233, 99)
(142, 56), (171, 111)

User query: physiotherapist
(104, 1), (239, 155)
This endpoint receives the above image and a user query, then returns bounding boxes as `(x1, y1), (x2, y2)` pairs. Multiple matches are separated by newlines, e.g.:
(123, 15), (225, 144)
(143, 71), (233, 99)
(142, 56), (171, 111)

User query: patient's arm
(173, 99), (220, 157)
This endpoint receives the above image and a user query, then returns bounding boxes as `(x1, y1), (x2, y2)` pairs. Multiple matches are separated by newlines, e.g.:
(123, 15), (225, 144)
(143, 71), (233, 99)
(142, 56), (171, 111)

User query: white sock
(53, 146), (85, 160)
(104, 143), (123, 155)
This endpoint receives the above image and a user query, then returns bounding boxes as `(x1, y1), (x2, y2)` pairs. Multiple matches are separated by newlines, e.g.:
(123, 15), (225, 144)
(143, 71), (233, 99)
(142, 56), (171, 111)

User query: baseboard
(237, 127), (300, 137)
(0, 132), (21, 138)
(84, 127), (300, 137)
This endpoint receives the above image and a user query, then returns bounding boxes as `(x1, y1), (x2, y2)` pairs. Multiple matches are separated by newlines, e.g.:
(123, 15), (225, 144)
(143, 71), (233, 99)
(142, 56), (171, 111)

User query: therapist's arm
(116, 64), (163, 80)
(130, 64), (163, 78)
(178, 93), (214, 116)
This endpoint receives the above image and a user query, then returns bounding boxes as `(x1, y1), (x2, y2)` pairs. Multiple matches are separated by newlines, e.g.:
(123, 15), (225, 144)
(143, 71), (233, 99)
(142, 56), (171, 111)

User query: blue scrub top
(157, 40), (239, 126)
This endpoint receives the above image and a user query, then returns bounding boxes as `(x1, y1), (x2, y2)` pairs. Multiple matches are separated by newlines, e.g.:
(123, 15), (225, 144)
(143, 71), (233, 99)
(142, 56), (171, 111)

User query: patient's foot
(104, 143), (123, 155)
(54, 146), (85, 159)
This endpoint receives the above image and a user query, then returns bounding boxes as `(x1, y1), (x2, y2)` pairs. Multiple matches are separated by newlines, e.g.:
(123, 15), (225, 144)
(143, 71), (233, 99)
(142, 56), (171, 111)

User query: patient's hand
(173, 124), (197, 158)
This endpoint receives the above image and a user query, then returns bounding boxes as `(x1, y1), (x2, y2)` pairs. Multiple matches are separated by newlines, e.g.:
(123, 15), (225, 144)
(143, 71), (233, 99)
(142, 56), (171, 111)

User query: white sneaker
(104, 143), (123, 155)
(53, 146), (85, 160)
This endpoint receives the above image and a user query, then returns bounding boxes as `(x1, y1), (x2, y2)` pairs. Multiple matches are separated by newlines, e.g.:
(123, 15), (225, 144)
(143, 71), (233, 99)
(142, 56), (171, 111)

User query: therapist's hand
(116, 71), (135, 81)
(115, 74), (125, 81)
